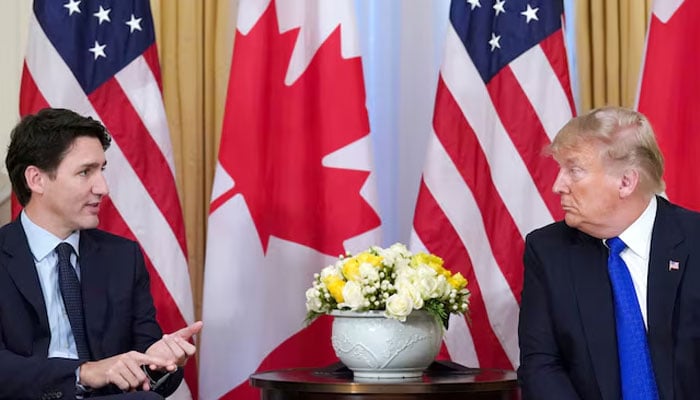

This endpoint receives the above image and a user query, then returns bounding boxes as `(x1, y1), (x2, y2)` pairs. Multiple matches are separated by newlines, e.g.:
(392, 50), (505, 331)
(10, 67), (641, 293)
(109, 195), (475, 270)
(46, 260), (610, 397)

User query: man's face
(39, 136), (109, 237)
(552, 141), (622, 238)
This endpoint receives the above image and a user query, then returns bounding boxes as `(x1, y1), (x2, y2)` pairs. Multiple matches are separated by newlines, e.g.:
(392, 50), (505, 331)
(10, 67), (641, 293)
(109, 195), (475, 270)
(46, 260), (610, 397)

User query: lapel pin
(669, 260), (680, 271)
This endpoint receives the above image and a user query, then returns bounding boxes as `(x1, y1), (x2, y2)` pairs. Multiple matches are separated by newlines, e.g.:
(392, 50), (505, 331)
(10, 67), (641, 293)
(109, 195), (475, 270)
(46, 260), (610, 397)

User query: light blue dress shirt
(21, 211), (81, 360)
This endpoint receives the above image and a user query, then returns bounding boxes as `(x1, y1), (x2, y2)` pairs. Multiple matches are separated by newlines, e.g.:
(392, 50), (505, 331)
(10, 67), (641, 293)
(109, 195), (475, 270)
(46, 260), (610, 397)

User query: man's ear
(24, 165), (46, 195)
(619, 168), (640, 198)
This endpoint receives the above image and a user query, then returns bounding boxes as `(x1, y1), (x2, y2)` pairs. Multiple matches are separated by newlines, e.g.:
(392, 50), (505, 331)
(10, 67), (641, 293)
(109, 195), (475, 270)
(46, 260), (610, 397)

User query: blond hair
(549, 106), (665, 194)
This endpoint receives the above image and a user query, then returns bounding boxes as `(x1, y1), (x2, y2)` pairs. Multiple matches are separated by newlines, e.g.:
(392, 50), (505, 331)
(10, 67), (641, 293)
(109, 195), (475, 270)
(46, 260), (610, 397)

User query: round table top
(249, 361), (518, 394)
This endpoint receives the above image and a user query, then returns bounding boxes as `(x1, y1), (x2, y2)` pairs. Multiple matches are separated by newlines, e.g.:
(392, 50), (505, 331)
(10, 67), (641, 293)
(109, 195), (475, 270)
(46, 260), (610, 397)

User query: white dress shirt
(604, 196), (657, 329)
(21, 211), (81, 359)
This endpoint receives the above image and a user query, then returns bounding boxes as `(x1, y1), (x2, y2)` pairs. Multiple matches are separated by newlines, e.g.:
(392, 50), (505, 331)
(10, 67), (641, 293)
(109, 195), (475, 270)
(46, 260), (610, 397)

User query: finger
(163, 335), (187, 359)
(132, 351), (169, 369)
(173, 336), (197, 357)
(172, 321), (203, 340)
(121, 355), (150, 388)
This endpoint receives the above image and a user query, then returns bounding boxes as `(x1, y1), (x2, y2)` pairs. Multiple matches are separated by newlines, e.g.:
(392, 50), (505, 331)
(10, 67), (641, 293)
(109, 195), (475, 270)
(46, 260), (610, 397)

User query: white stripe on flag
(444, 313), (479, 368)
(510, 44), (572, 141)
(115, 57), (177, 177)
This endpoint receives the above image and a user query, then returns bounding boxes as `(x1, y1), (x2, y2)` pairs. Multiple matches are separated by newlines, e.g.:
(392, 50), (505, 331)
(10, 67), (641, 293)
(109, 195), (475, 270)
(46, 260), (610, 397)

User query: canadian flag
(637, 0), (700, 209)
(198, 1), (381, 399)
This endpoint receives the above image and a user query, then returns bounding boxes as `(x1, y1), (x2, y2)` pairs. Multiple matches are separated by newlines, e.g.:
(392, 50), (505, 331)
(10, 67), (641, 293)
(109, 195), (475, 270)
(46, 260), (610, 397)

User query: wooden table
(249, 361), (519, 399)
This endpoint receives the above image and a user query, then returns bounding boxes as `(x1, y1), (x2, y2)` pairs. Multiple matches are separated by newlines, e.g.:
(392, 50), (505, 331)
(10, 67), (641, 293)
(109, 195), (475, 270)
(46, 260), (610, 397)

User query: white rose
(359, 263), (380, 282)
(394, 276), (424, 309)
(385, 293), (414, 321)
(415, 265), (441, 298)
(305, 288), (323, 312)
(339, 281), (365, 310)
(435, 275), (452, 299)
(320, 264), (342, 280)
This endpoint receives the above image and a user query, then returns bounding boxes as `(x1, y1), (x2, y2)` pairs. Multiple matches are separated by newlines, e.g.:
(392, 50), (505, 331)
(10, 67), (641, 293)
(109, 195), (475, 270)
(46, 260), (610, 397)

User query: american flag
(410, 0), (574, 369)
(20, 0), (196, 397)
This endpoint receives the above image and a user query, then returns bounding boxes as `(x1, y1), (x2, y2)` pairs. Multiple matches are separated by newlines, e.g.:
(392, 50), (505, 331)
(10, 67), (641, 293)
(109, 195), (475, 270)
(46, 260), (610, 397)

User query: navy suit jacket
(518, 197), (700, 400)
(0, 219), (182, 399)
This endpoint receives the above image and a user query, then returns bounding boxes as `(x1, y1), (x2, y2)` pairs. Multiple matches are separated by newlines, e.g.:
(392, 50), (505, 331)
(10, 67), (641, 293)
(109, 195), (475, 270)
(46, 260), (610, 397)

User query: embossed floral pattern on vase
(331, 309), (442, 378)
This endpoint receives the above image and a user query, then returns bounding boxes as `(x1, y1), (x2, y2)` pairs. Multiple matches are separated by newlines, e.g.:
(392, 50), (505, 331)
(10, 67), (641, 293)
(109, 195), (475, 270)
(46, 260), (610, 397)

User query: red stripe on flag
(142, 45), (164, 93)
(487, 65), (562, 219)
(432, 77), (524, 301)
(539, 31), (576, 116)
(98, 197), (198, 397)
(87, 79), (187, 254)
(413, 181), (513, 368)
(19, 64), (50, 116)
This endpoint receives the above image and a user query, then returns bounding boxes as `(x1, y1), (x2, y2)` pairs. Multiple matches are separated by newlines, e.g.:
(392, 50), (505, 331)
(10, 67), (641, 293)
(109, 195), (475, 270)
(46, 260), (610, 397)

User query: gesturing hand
(146, 321), (203, 369)
(78, 351), (172, 392)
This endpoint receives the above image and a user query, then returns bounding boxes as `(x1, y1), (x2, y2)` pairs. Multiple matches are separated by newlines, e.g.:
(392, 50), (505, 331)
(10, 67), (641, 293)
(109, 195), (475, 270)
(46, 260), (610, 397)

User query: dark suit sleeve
(128, 241), (184, 398)
(0, 326), (81, 399)
(518, 235), (581, 400)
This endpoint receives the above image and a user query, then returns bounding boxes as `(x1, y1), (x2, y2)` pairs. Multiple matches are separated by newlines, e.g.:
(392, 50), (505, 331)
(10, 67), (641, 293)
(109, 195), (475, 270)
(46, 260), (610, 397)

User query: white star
(493, 0), (506, 16)
(521, 4), (539, 23)
(89, 41), (106, 60)
(63, 0), (81, 16)
(466, 0), (481, 11)
(93, 5), (111, 25)
(126, 14), (143, 33)
(488, 32), (501, 51)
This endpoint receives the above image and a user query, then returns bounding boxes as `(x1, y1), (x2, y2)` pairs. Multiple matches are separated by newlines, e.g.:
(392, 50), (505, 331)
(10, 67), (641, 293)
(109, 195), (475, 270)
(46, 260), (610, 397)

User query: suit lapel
(570, 232), (620, 400)
(3, 220), (50, 334)
(79, 230), (108, 359)
(647, 198), (684, 400)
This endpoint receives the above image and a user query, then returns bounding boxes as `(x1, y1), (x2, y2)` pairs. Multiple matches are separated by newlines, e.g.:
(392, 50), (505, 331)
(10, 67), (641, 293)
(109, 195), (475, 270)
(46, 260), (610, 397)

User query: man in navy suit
(0, 108), (202, 399)
(518, 107), (700, 399)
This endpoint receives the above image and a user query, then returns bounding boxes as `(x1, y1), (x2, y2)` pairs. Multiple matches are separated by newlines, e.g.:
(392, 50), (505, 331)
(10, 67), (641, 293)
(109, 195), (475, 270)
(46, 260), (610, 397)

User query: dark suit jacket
(518, 197), (700, 400)
(0, 219), (183, 399)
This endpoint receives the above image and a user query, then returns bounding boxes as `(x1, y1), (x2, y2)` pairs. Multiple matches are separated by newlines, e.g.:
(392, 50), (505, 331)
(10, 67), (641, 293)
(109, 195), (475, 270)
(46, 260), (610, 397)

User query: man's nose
(93, 171), (109, 196)
(552, 170), (567, 194)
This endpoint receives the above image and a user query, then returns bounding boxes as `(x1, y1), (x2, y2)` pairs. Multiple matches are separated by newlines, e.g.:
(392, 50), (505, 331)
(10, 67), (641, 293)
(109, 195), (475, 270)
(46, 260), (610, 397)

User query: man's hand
(78, 351), (172, 392)
(146, 321), (203, 369)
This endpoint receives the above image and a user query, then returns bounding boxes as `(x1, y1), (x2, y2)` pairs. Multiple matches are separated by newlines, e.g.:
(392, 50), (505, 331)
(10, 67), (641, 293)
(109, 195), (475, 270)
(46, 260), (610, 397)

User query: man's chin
(79, 216), (100, 230)
(563, 214), (580, 229)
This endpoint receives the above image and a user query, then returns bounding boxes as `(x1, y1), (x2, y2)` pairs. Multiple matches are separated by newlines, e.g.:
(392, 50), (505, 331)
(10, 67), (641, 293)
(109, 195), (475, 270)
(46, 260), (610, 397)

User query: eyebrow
(79, 160), (107, 169)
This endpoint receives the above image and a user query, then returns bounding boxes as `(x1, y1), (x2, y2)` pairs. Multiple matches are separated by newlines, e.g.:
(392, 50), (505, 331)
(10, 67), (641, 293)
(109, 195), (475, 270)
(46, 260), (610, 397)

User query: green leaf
(423, 299), (449, 330)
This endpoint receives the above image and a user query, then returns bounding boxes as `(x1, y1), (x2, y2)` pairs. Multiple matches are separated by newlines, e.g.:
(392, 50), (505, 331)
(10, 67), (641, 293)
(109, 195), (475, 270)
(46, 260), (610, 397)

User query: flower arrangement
(305, 243), (470, 329)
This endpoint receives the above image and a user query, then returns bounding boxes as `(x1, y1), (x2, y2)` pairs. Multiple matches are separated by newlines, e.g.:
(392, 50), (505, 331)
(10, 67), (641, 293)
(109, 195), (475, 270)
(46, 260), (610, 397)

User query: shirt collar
(20, 211), (81, 262)
(614, 196), (657, 259)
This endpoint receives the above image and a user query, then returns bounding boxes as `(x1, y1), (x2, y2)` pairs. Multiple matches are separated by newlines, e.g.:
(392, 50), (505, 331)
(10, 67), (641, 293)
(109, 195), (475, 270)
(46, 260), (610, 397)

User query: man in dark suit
(518, 107), (700, 399)
(0, 108), (202, 399)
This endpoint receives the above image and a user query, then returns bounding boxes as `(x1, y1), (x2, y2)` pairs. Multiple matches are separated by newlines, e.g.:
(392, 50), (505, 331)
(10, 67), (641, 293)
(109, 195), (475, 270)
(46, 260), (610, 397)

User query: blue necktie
(57, 242), (91, 360)
(607, 237), (657, 399)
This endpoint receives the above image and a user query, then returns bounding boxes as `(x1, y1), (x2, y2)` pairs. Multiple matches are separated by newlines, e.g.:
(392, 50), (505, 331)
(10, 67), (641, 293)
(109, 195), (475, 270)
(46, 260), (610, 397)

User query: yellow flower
(357, 252), (383, 267)
(448, 272), (468, 290)
(342, 258), (361, 281)
(412, 252), (449, 276)
(323, 275), (346, 303)
(343, 252), (383, 281)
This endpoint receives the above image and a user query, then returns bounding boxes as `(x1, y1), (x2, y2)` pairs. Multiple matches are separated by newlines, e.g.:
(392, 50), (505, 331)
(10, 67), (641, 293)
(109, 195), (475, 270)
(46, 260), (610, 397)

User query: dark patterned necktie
(607, 237), (657, 399)
(56, 242), (91, 360)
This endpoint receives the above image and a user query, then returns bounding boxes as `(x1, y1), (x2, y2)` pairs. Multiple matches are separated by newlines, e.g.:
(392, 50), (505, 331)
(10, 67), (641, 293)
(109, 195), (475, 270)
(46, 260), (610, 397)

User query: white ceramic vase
(330, 309), (443, 379)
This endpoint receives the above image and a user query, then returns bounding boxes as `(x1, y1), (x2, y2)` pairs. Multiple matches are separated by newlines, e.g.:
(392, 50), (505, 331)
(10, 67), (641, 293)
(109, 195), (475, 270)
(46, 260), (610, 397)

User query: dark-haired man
(0, 108), (201, 399)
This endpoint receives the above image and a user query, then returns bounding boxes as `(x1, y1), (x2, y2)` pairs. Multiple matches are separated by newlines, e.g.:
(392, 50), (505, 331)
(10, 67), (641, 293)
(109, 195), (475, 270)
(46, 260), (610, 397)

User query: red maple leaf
(212, 2), (381, 256)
